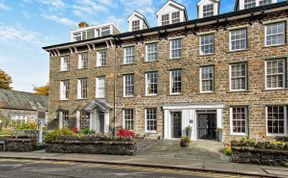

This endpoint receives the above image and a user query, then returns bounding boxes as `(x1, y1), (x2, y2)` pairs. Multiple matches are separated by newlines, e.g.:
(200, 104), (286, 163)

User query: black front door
(197, 113), (217, 139)
(171, 112), (182, 138)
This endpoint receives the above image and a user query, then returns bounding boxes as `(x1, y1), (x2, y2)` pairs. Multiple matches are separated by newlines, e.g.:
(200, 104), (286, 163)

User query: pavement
(0, 151), (287, 177)
(0, 140), (287, 177)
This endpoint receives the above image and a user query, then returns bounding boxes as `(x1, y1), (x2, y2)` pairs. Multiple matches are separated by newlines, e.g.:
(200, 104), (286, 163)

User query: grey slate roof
(0, 89), (48, 111)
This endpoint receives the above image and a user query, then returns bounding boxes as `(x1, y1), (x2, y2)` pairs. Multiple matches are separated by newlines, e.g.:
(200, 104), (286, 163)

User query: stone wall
(48, 7), (288, 142)
(46, 141), (136, 155)
(231, 144), (288, 167)
(3, 138), (37, 152)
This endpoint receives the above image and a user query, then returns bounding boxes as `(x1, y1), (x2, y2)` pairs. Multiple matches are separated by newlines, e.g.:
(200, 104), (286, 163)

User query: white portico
(163, 103), (224, 141)
(83, 99), (112, 133)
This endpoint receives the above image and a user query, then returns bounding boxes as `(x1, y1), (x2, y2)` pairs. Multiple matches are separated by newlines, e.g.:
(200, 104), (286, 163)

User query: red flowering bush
(117, 128), (135, 138)
(71, 128), (79, 133)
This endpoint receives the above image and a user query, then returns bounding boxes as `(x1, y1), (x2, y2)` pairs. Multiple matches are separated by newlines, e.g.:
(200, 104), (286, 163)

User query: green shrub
(79, 128), (95, 135)
(0, 128), (13, 136)
(45, 129), (76, 143)
(16, 122), (38, 130)
(180, 136), (191, 143)
(224, 145), (232, 156)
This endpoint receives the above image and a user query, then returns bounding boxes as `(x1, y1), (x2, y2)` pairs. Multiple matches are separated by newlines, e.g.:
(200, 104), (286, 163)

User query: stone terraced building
(43, 0), (288, 142)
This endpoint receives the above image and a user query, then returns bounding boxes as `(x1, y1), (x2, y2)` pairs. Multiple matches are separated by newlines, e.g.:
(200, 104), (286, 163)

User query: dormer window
(172, 12), (180, 24)
(197, 0), (219, 19)
(156, 0), (188, 26)
(101, 26), (110, 36)
(244, 0), (256, 9)
(235, 0), (276, 11)
(259, 0), (272, 5)
(203, 4), (214, 17)
(162, 14), (170, 25)
(127, 11), (150, 32)
(132, 20), (140, 31)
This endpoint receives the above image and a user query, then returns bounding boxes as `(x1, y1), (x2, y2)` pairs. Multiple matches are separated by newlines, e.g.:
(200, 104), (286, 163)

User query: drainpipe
(113, 40), (117, 136)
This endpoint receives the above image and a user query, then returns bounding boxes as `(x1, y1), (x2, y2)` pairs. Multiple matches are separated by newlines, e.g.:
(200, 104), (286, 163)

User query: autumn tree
(33, 83), (49, 95)
(0, 69), (12, 90)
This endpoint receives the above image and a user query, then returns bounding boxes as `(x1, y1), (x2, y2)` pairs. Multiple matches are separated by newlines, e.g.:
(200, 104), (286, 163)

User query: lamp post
(0, 120), (2, 130)
(37, 107), (46, 143)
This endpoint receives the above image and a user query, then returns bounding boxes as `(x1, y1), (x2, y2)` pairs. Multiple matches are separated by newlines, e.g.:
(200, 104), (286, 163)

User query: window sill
(169, 93), (182, 96)
(198, 53), (215, 57)
(200, 91), (215, 94)
(262, 44), (287, 48)
(169, 57), (182, 60)
(123, 96), (135, 98)
(143, 60), (159, 64)
(95, 65), (107, 68)
(231, 133), (247, 136)
(263, 88), (287, 91)
(96, 97), (106, 99)
(266, 134), (287, 137)
(145, 94), (158, 97)
(226, 49), (249, 53)
(145, 131), (157, 134)
(59, 70), (70, 73)
(76, 68), (88, 70)
(76, 98), (88, 100)
(59, 99), (69, 101)
(121, 63), (136, 66)
(227, 90), (249, 93)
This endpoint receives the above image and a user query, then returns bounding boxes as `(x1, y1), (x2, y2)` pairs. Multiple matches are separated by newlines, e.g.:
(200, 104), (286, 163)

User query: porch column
(76, 111), (80, 129)
(164, 110), (171, 139)
(104, 112), (109, 133)
(89, 112), (93, 131)
(216, 109), (223, 129)
(59, 111), (63, 129)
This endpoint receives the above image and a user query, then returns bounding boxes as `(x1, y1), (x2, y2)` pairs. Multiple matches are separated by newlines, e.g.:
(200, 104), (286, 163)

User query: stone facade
(46, 3), (288, 142)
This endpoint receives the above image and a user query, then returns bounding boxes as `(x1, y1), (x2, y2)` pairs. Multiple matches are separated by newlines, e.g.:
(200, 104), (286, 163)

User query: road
(0, 159), (256, 178)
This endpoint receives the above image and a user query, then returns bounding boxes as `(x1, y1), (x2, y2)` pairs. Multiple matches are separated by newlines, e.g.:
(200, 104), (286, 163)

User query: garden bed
(44, 129), (137, 155)
(231, 140), (288, 167)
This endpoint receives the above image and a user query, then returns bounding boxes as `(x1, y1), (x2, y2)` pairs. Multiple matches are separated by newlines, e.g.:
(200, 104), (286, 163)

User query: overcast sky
(0, 0), (236, 92)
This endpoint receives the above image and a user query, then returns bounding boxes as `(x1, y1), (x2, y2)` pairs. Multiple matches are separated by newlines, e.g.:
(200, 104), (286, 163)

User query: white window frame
(145, 108), (157, 133)
(266, 106), (287, 137)
(96, 50), (107, 67)
(203, 4), (214, 18)
(229, 28), (247, 51)
(171, 11), (180, 24)
(229, 63), (248, 92)
(60, 56), (70, 71)
(230, 107), (248, 136)
(244, 0), (256, 9)
(78, 53), (88, 69)
(200, 34), (215, 55)
(122, 109), (134, 130)
(123, 74), (134, 97)
(132, 20), (140, 31)
(96, 76), (105, 98)
(77, 78), (87, 99)
(60, 80), (69, 100)
(200, 66), (214, 93)
(124, 46), (135, 64)
(265, 59), (286, 90)
(170, 38), (182, 59)
(145, 72), (158, 96)
(170, 69), (182, 95)
(161, 14), (169, 26)
(145, 43), (158, 62)
(264, 22), (286, 47)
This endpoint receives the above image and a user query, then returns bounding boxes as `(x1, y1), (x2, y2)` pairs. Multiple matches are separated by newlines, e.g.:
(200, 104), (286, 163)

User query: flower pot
(186, 130), (192, 138)
(180, 141), (189, 147)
